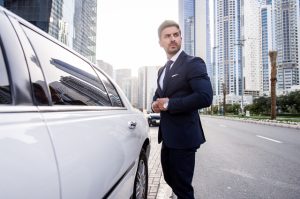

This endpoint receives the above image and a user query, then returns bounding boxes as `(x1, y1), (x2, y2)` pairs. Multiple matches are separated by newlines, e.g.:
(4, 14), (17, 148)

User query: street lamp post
(222, 82), (226, 116)
(235, 39), (245, 116)
(241, 53), (244, 116)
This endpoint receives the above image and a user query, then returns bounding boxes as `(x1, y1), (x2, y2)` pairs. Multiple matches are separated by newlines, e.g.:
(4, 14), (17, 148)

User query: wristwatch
(163, 101), (168, 109)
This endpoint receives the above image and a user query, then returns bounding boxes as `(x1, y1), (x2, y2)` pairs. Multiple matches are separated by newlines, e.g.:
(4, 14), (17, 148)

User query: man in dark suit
(152, 20), (213, 199)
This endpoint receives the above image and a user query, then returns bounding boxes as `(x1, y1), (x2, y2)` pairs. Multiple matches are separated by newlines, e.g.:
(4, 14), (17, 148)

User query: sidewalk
(147, 128), (172, 199)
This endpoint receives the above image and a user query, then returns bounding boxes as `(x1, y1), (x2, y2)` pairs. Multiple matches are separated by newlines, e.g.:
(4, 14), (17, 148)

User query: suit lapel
(157, 67), (164, 96)
(162, 51), (187, 96)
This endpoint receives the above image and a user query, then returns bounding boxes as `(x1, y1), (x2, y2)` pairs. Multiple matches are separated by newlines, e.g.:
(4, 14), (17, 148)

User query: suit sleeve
(168, 58), (213, 113)
(151, 69), (162, 112)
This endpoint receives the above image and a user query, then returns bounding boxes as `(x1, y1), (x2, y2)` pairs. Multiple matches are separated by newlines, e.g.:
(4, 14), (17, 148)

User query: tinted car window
(22, 25), (111, 106)
(94, 69), (124, 107)
(0, 43), (12, 104)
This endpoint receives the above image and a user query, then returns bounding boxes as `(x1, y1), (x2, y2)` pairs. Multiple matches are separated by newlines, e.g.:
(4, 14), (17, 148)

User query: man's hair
(158, 20), (181, 39)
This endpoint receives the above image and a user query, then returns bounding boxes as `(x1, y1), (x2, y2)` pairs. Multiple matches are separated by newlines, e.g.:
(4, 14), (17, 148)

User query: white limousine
(0, 6), (150, 199)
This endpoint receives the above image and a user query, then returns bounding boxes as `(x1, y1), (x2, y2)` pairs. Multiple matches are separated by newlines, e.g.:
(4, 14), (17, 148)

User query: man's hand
(156, 98), (169, 111)
(152, 101), (161, 113)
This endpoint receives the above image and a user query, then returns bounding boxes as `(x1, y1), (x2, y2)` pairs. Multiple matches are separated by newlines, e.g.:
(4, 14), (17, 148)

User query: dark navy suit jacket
(153, 51), (213, 149)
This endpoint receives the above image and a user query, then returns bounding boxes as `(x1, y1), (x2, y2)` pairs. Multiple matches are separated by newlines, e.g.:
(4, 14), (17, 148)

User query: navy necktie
(163, 60), (173, 89)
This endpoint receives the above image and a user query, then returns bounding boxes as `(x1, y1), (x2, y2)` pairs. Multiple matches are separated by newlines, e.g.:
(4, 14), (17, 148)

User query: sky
(96, 0), (178, 72)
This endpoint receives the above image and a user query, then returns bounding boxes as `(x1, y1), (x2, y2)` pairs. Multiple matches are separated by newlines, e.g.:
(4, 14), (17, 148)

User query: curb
(204, 115), (300, 129)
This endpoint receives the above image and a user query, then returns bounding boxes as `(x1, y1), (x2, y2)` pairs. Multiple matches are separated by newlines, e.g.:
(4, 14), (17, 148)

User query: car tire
(132, 149), (148, 199)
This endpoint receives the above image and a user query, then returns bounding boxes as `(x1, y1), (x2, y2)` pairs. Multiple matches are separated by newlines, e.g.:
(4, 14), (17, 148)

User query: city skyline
(96, 0), (178, 73)
(1, 0), (299, 110)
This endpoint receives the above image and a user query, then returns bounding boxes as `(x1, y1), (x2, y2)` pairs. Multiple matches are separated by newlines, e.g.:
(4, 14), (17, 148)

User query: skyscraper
(122, 76), (138, 108)
(114, 69), (132, 90)
(273, 0), (299, 93)
(260, 0), (274, 95)
(179, 0), (195, 56)
(243, 0), (261, 93)
(137, 66), (160, 112)
(96, 60), (113, 78)
(2, 0), (97, 63)
(178, 0), (212, 79)
(214, 0), (243, 98)
(195, 0), (212, 81)
(298, 0), (300, 83)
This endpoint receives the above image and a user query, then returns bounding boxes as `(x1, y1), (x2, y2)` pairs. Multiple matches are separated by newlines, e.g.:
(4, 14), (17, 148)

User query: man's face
(159, 26), (182, 57)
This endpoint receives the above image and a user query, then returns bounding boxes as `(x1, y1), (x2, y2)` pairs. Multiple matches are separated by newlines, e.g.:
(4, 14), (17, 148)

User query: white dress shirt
(159, 49), (183, 89)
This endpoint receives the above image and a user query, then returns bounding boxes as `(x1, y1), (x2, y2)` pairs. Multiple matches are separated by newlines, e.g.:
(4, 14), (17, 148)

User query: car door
(0, 11), (60, 199)
(20, 23), (144, 198)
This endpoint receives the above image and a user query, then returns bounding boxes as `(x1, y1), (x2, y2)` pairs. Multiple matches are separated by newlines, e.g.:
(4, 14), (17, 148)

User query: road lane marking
(256, 135), (283, 143)
(220, 124), (227, 128)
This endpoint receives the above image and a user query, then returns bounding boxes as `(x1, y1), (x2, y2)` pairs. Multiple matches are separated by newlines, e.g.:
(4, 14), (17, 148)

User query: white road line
(256, 135), (283, 143)
(220, 124), (227, 128)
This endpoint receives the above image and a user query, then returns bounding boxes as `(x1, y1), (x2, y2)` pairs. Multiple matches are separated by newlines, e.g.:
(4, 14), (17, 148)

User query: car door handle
(128, 121), (137, 129)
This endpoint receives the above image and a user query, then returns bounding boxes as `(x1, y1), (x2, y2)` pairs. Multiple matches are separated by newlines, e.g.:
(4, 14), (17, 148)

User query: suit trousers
(161, 142), (197, 199)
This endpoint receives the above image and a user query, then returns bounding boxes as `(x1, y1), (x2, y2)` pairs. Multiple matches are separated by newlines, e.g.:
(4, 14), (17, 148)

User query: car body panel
(0, 107), (60, 199)
(39, 107), (147, 198)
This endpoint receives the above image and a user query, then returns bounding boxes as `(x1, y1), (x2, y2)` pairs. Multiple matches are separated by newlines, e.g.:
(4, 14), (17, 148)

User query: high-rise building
(178, 0), (212, 79)
(1, 0), (97, 63)
(260, 1), (275, 95)
(196, 0), (212, 80)
(243, 0), (261, 93)
(179, 0), (195, 56)
(123, 77), (138, 108)
(96, 60), (113, 78)
(114, 69), (131, 88)
(73, 0), (97, 63)
(298, 0), (300, 83)
(273, 0), (299, 93)
(214, 0), (243, 99)
(137, 66), (160, 112)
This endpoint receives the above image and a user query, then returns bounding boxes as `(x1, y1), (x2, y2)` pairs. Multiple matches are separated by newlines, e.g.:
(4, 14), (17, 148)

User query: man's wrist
(163, 101), (169, 109)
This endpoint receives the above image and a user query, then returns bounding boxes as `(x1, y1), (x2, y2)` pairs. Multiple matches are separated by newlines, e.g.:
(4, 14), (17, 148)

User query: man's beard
(167, 45), (180, 55)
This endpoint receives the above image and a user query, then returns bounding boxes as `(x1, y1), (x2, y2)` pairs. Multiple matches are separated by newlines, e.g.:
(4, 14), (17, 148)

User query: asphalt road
(194, 116), (300, 199)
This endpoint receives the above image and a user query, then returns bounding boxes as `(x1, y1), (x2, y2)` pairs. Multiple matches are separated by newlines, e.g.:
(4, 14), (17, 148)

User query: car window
(94, 68), (124, 107)
(0, 43), (12, 105)
(22, 25), (111, 106)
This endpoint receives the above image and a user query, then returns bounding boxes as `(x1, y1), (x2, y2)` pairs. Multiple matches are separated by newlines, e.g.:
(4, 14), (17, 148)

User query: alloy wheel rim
(135, 159), (146, 199)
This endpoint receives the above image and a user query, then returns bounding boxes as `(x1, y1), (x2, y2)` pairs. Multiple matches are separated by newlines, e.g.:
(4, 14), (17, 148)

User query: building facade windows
(2, 0), (96, 63)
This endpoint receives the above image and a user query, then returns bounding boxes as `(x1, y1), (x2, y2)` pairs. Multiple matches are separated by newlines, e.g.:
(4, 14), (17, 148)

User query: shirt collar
(169, 49), (182, 63)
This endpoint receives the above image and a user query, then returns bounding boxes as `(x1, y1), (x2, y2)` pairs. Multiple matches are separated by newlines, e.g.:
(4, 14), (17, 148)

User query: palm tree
(269, 51), (277, 120)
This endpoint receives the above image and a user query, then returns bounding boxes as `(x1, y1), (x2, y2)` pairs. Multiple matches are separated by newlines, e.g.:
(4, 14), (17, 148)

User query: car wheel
(133, 149), (148, 199)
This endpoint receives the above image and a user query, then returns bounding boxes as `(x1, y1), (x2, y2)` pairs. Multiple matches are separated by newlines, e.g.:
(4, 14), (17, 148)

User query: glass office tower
(273, 0), (299, 92)
(178, 0), (212, 82)
(2, 0), (97, 63)
(260, 0), (274, 96)
(179, 0), (195, 56)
